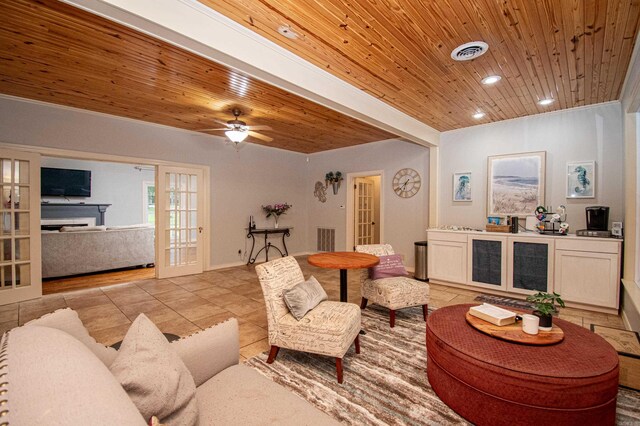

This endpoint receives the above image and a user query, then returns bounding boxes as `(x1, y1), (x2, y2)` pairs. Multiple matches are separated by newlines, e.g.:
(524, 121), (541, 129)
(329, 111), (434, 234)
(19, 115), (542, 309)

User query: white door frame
(0, 142), (211, 274)
(346, 170), (384, 251)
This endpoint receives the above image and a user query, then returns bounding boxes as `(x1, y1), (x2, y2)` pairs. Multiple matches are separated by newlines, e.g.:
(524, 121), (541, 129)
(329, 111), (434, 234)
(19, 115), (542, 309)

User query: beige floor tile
(167, 274), (211, 285)
(0, 303), (19, 313)
(192, 287), (233, 301)
(76, 304), (130, 332)
(191, 311), (236, 329)
(118, 299), (166, 320)
(153, 288), (195, 303)
(0, 307), (18, 323)
(90, 323), (132, 346)
(62, 288), (105, 300)
(162, 295), (209, 311)
(174, 303), (228, 322)
(19, 305), (65, 325)
(240, 308), (268, 328)
(238, 322), (268, 347)
(142, 306), (185, 324)
(65, 294), (113, 310)
(224, 300), (264, 317)
(106, 289), (156, 305)
(136, 279), (181, 295)
(0, 320), (18, 335)
(239, 338), (270, 359)
(210, 293), (254, 306)
(217, 279), (253, 289)
(155, 317), (200, 337)
(19, 295), (67, 311)
(173, 279), (214, 292)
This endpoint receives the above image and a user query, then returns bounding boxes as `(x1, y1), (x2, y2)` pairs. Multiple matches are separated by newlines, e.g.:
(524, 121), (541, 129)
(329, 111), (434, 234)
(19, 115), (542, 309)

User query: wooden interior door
(156, 166), (204, 278)
(0, 149), (41, 305)
(354, 177), (375, 246)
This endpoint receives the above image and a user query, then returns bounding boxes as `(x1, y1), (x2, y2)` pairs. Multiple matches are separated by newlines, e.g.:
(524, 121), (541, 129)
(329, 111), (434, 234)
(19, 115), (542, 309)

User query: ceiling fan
(199, 108), (273, 144)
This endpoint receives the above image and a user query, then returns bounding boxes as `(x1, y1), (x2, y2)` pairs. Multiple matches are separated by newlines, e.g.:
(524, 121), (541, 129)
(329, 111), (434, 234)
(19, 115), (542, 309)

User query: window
(143, 181), (155, 225)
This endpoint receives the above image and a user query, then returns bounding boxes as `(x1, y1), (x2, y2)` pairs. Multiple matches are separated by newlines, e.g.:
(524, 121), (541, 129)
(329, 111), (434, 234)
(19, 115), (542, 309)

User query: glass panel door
(355, 177), (374, 246)
(0, 149), (41, 305)
(156, 166), (204, 278)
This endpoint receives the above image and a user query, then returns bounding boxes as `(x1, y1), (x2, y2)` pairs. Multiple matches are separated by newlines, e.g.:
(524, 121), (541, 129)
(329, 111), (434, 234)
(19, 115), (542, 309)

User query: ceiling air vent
(451, 41), (489, 61)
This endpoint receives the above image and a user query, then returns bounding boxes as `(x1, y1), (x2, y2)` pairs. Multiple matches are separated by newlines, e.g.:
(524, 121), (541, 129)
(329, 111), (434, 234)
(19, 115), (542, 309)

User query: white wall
(439, 102), (625, 232)
(0, 96), (309, 268)
(306, 140), (430, 268)
(41, 157), (154, 226)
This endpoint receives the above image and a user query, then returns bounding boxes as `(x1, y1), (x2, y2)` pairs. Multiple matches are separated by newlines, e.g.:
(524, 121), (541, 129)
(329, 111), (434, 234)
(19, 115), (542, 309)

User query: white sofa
(41, 226), (155, 278)
(3, 309), (338, 425)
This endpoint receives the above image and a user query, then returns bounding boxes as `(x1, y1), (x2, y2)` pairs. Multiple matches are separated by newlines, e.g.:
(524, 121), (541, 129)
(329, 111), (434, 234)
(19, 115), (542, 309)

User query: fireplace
(41, 217), (96, 231)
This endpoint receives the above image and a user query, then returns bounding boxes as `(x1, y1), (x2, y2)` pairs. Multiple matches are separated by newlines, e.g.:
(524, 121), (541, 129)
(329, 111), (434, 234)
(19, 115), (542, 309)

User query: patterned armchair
(355, 244), (429, 327)
(255, 256), (361, 384)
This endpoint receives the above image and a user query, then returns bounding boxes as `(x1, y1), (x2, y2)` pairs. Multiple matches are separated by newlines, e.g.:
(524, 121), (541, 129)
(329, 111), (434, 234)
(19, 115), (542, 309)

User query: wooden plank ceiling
(0, 0), (395, 154)
(203, 0), (640, 131)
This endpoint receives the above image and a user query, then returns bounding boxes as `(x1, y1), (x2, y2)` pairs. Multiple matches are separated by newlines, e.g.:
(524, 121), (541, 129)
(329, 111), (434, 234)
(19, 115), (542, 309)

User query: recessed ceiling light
(473, 112), (485, 119)
(538, 98), (555, 106)
(481, 75), (501, 85)
(277, 25), (298, 39)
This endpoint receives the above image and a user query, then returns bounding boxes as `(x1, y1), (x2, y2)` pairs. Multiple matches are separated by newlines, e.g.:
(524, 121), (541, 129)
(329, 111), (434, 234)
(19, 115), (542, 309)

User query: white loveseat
(3, 309), (338, 425)
(41, 226), (155, 278)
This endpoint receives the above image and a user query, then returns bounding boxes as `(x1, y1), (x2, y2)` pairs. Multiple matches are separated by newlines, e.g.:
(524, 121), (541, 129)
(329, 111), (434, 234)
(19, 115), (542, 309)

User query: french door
(0, 149), (41, 305)
(354, 177), (375, 246)
(156, 166), (204, 278)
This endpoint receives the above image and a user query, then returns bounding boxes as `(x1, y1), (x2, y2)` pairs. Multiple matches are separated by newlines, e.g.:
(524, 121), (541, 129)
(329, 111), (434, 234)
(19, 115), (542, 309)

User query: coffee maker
(577, 206), (611, 237)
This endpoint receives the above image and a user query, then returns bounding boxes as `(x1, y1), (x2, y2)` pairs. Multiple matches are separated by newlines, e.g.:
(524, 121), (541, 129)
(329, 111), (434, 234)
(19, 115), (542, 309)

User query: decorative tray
(465, 312), (564, 346)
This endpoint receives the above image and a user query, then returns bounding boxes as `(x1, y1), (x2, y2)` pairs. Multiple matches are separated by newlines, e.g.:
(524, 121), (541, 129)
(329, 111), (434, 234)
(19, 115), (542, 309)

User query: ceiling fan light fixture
(472, 111), (485, 119)
(225, 129), (248, 143)
(481, 75), (501, 85)
(538, 98), (555, 106)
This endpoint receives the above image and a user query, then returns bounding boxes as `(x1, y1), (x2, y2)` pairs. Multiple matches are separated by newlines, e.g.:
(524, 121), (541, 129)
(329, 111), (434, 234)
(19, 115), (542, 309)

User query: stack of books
(469, 303), (517, 326)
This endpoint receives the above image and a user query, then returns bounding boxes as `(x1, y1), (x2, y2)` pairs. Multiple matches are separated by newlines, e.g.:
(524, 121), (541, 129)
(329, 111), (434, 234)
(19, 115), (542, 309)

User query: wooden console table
(246, 227), (292, 265)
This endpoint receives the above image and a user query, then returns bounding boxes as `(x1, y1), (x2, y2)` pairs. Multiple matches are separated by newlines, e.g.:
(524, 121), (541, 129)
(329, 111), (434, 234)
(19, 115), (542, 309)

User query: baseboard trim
(208, 251), (313, 270)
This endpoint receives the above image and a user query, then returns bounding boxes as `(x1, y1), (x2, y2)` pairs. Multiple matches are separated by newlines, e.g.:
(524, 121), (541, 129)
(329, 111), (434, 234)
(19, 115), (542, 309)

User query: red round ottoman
(426, 304), (619, 426)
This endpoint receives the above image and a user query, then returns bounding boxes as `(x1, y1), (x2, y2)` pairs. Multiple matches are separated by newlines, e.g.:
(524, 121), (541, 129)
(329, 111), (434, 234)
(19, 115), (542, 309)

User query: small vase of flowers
(262, 203), (292, 228)
(325, 171), (344, 194)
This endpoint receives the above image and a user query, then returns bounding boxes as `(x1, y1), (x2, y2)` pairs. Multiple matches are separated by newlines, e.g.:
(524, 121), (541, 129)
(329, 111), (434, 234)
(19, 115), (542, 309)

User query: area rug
(474, 293), (536, 310)
(245, 305), (640, 425)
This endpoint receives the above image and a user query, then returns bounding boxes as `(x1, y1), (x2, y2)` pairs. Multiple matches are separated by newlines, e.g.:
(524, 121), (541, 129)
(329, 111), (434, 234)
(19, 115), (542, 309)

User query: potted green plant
(526, 291), (565, 331)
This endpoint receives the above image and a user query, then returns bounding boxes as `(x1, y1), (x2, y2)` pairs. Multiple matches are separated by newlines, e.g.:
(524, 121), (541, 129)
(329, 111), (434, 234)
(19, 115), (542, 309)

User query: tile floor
(0, 255), (627, 360)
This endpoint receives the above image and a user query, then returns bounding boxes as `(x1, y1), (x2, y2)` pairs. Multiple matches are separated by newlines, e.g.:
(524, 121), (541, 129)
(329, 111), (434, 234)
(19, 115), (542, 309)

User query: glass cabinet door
(467, 235), (507, 289)
(507, 237), (554, 295)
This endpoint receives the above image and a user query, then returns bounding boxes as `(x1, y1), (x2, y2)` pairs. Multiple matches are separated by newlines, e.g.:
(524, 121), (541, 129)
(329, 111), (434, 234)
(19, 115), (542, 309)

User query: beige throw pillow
(110, 314), (198, 425)
(283, 276), (328, 320)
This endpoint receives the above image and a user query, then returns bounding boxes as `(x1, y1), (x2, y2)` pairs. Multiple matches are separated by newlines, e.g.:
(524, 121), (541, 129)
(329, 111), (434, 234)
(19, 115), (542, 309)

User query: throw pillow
(283, 276), (328, 320)
(24, 308), (118, 366)
(369, 254), (408, 280)
(110, 314), (198, 425)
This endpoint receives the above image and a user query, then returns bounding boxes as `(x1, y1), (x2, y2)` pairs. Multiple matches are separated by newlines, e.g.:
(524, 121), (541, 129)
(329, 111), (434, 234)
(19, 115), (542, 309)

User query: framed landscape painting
(487, 151), (545, 216)
(566, 161), (595, 198)
(453, 172), (472, 201)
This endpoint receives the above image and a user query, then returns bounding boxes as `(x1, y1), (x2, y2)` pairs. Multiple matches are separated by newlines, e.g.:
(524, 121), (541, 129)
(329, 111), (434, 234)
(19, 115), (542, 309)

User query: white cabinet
(428, 232), (467, 284)
(506, 236), (555, 296)
(426, 230), (622, 313)
(467, 234), (507, 290)
(554, 239), (621, 309)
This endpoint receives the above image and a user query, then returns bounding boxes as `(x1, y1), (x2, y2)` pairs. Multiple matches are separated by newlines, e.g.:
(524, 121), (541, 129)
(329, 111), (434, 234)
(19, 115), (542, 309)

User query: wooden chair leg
(389, 309), (396, 328)
(360, 297), (368, 309)
(336, 358), (343, 384)
(422, 304), (428, 321)
(354, 335), (360, 354)
(267, 345), (280, 364)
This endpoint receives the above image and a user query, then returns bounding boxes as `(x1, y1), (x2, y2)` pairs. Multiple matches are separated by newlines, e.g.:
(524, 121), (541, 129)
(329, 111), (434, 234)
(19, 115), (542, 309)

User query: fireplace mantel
(41, 203), (111, 226)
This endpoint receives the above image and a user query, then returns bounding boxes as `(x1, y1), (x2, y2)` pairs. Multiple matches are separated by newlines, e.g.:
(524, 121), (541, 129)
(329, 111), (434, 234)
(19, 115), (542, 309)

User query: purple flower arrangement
(262, 203), (292, 218)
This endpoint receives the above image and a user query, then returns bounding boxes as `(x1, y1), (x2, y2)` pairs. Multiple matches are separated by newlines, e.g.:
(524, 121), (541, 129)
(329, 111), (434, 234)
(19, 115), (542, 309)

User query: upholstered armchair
(355, 244), (429, 327)
(255, 256), (361, 384)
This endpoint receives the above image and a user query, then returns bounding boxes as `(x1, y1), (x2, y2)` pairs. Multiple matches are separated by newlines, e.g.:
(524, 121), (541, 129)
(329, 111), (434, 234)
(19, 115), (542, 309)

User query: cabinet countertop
(426, 228), (623, 243)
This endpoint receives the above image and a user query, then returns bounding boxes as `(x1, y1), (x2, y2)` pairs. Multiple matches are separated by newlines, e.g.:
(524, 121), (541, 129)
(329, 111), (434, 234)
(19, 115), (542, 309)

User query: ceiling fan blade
(248, 131), (273, 142)
(198, 128), (229, 131)
(247, 125), (273, 131)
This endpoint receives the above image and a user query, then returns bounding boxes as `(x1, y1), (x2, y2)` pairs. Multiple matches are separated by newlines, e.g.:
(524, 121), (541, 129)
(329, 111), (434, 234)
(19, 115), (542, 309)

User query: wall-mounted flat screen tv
(41, 167), (91, 197)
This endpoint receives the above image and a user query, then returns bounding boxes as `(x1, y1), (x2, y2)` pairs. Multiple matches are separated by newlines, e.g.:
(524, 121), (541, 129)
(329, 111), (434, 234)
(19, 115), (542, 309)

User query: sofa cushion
(110, 314), (198, 425)
(283, 276), (328, 320)
(107, 224), (154, 230)
(4, 326), (146, 425)
(369, 254), (408, 280)
(196, 364), (340, 425)
(24, 307), (118, 367)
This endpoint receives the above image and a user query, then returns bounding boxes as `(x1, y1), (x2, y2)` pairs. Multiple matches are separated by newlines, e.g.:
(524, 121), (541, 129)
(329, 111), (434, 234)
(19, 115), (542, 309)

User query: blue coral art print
(453, 172), (472, 201)
(566, 161), (595, 198)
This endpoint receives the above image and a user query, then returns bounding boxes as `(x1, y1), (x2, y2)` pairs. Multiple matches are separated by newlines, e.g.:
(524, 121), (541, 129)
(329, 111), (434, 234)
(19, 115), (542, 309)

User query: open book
(469, 303), (517, 326)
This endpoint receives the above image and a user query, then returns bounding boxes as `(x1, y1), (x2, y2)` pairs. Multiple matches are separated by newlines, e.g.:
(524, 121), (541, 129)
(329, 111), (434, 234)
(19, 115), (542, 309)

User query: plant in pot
(325, 171), (344, 194)
(526, 291), (565, 331)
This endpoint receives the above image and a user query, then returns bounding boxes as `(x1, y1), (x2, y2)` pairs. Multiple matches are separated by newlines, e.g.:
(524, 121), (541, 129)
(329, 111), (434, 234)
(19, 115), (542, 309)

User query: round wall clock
(392, 168), (421, 198)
